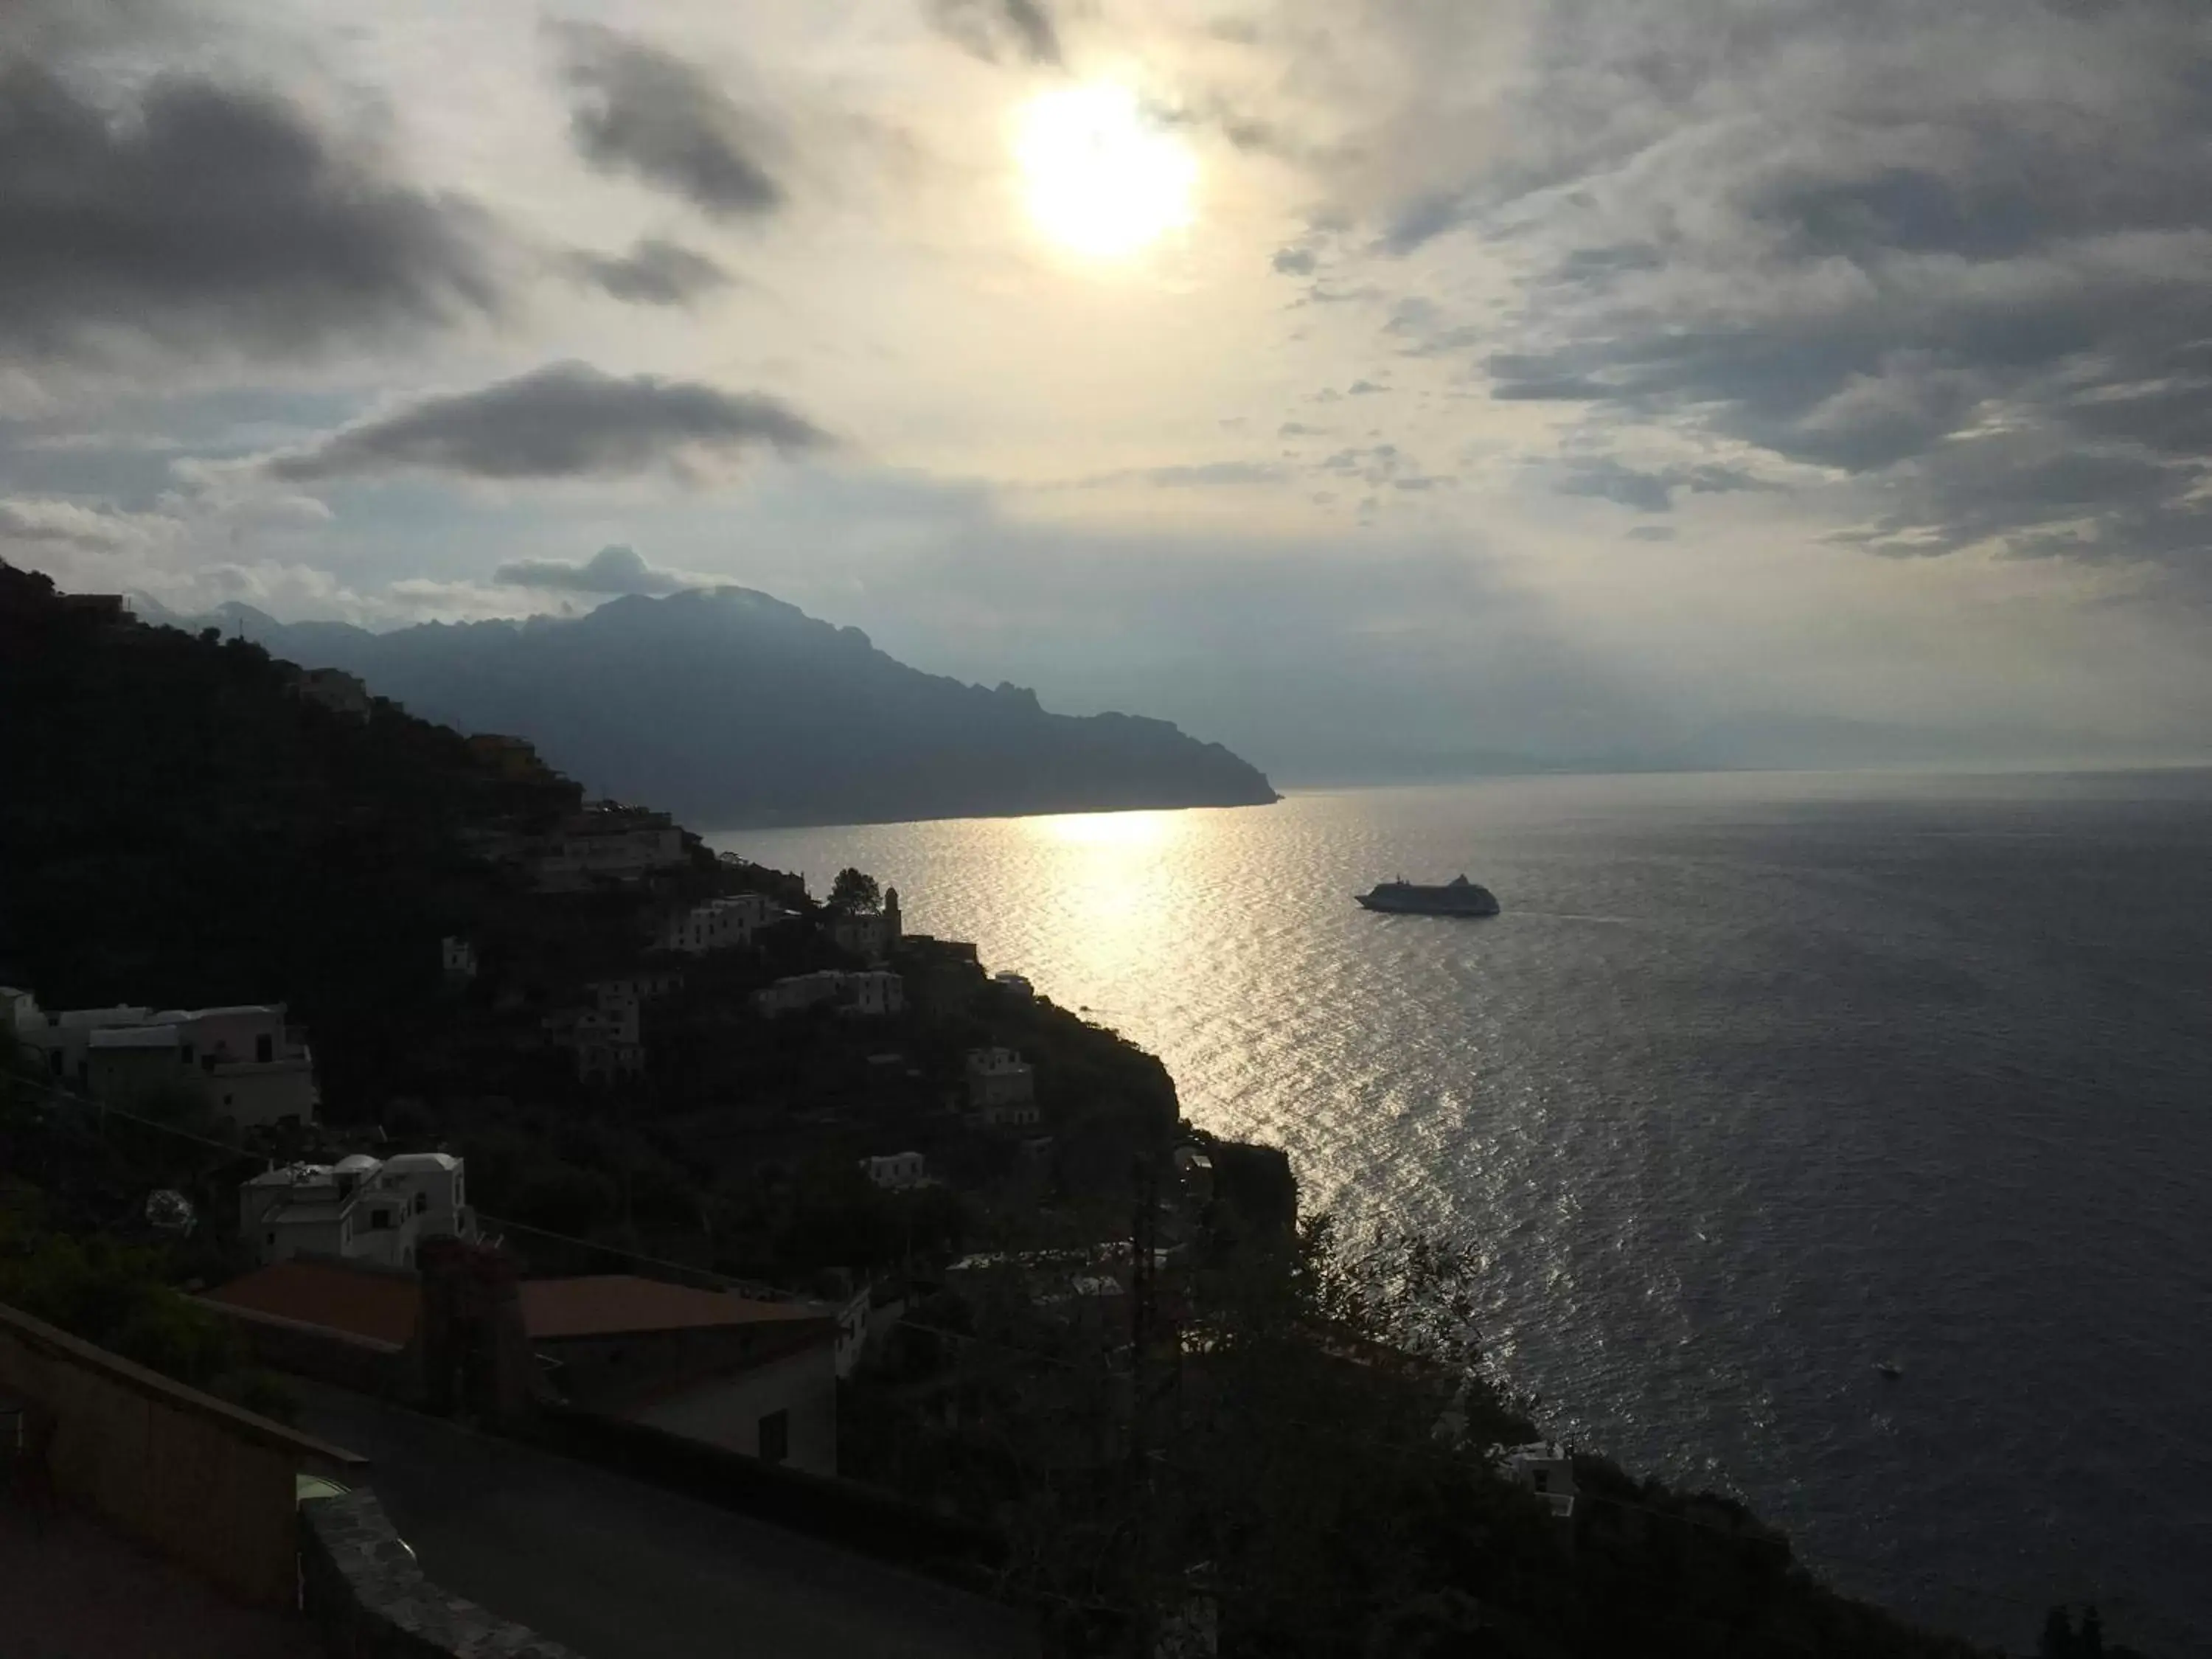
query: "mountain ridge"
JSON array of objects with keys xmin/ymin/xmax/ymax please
[{"xmin": 187, "ymin": 585, "xmax": 1280, "ymax": 828}]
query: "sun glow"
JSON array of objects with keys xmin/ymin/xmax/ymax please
[{"xmin": 1014, "ymin": 83, "xmax": 1197, "ymax": 259}]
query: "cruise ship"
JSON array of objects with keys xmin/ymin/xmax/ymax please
[{"xmin": 1355, "ymin": 874, "xmax": 1500, "ymax": 917}]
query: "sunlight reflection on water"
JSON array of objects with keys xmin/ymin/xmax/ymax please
[{"xmin": 717, "ymin": 772, "xmax": 2212, "ymax": 1653}]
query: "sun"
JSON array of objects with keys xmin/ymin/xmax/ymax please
[{"xmin": 1014, "ymin": 83, "xmax": 1197, "ymax": 260}]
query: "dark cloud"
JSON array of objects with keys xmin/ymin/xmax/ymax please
[
  {"xmin": 1347, "ymin": 379, "xmax": 1388, "ymax": 395},
  {"xmin": 493, "ymin": 543, "xmax": 692, "ymax": 595},
  {"xmin": 1363, "ymin": 0, "xmax": 2212, "ymax": 579},
  {"xmin": 1557, "ymin": 459, "xmax": 1672, "ymax": 513},
  {"xmin": 1319, "ymin": 444, "xmax": 1419, "ymax": 487},
  {"xmin": 1272, "ymin": 246, "xmax": 1318, "ymax": 276},
  {"xmin": 265, "ymin": 361, "xmax": 827, "ymax": 482},
  {"xmin": 1556, "ymin": 457, "xmax": 1773, "ymax": 514},
  {"xmin": 564, "ymin": 238, "xmax": 734, "ymax": 307},
  {"xmin": 925, "ymin": 0, "xmax": 1062, "ymax": 67},
  {"xmin": 557, "ymin": 25, "xmax": 782, "ymax": 218},
  {"xmin": 0, "ymin": 59, "xmax": 495, "ymax": 359}
]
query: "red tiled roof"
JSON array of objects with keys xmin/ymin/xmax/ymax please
[
  {"xmin": 518, "ymin": 1275, "xmax": 830, "ymax": 1341},
  {"xmin": 202, "ymin": 1259, "xmax": 422, "ymax": 1349}
]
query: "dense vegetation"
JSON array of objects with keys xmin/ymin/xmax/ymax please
[{"xmin": 0, "ymin": 560, "xmax": 578, "ymax": 1115}]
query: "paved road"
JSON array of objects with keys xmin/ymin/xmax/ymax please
[{"xmin": 292, "ymin": 1382, "xmax": 1036, "ymax": 1659}]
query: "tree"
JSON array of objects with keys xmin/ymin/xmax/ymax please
[
  {"xmin": 2039, "ymin": 1607, "xmax": 2076, "ymax": 1659},
  {"xmin": 828, "ymin": 866, "xmax": 882, "ymax": 915}
]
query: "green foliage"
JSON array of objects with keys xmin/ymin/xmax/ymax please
[
  {"xmin": 828, "ymin": 866, "xmax": 883, "ymax": 915},
  {"xmin": 0, "ymin": 1189, "xmax": 234, "ymax": 1389}
]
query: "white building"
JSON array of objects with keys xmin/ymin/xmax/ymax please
[
  {"xmin": 753, "ymin": 970, "xmax": 848, "ymax": 1018},
  {"xmin": 291, "ymin": 667, "xmax": 372, "ymax": 719},
  {"xmin": 659, "ymin": 894, "xmax": 779, "ymax": 955},
  {"xmin": 1, "ymin": 986, "xmax": 40, "ymax": 1037},
  {"xmin": 543, "ymin": 1003, "xmax": 647, "ymax": 1085},
  {"xmin": 519, "ymin": 1277, "xmax": 840, "ymax": 1475},
  {"xmin": 237, "ymin": 1152, "xmax": 474, "ymax": 1269},
  {"xmin": 860, "ymin": 1152, "xmax": 928, "ymax": 1190},
  {"xmin": 381, "ymin": 1152, "xmax": 471, "ymax": 1241},
  {"xmin": 964, "ymin": 1047, "xmax": 1035, "ymax": 1114},
  {"xmin": 1500, "ymin": 1441, "xmax": 1578, "ymax": 1519},
  {"xmin": 753, "ymin": 970, "xmax": 905, "ymax": 1019},
  {"xmin": 13, "ymin": 995, "xmax": 318, "ymax": 1127},
  {"xmin": 845, "ymin": 970, "xmax": 905, "ymax": 1017},
  {"xmin": 829, "ymin": 888, "xmax": 902, "ymax": 966},
  {"xmin": 590, "ymin": 970, "xmax": 684, "ymax": 1012},
  {"xmin": 532, "ymin": 804, "xmax": 689, "ymax": 888},
  {"xmin": 576, "ymin": 1039, "xmax": 646, "ymax": 1086},
  {"xmin": 1173, "ymin": 1145, "xmax": 1217, "ymax": 1206}
]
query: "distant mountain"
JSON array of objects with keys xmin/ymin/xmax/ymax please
[{"xmin": 195, "ymin": 588, "xmax": 1280, "ymax": 827}]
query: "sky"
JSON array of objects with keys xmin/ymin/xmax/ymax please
[{"xmin": 4, "ymin": 0, "xmax": 2211, "ymax": 779}]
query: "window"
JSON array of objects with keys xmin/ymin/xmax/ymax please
[
  {"xmin": 414, "ymin": 1192, "xmax": 428, "ymax": 1214},
  {"xmin": 180, "ymin": 1042, "xmax": 194, "ymax": 1065},
  {"xmin": 369, "ymin": 1210, "xmax": 392, "ymax": 1231},
  {"xmin": 1533, "ymin": 1470, "xmax": 1549, "ymax": 1493},
  {"xmin": 255, "ymin": 1033, "xmax": 274, "ymax": 1063},
  {"xmin": 757, "ymin": 1409, "xmax": 789, "ymax": 1466},
  {"xmin": 265, "ymin": 1231, "xmax": 276, "ymax": 1245}
]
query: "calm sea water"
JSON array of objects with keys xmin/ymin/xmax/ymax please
[{"xmin": 713, "ymin": 771, "xmax": 2212, "ymax": 1653}]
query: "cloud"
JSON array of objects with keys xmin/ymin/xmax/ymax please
[
  {"xmin": 1351, "ymin": 0, "xmax": 2212, "ymax": 581},
  {"xmin": 264, "ymin": 362, "xmax": 829, "ymax": 483},
  {"xmin": 1554, "ymin": 458, "xmax": 1773, "ymax": 514},
  {"xmin": 493, "ymin": 543, "xmax": 698, "ymax": 595},
  {"xmin": 1051, "ymin": 460, "xmax": 1287, "ymax": 491},
  {"xmin": 925, "ymin": 0, "xmax": 1062, "ymax": 67},
  {"xmin": 0, "ymin": 59, "xmax": 496, "ymax": 360},
  {"xmin": 557, "ymin": 25, "xmax": 782, "ymax": 218},
  {"xmin": 1346, "ymin": 379, "xmax": 1388, "ymax": 395},
  {"xmin": 0, "ymin": 495, "xmax": 166, "ymax": 552},
  {"xmin": 563, "ymin": 237, "xmax": 734, "ymax": 306},
  {"xmin": 1271, "ymin": 246, "xmax": 1318, "ymax": 276},
  {"xmin": 1133, "ymin": 462, "xmax": 1283, "ymax": 489}
]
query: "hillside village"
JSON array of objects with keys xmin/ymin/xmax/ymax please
[
  {"xmin": 0, "ymin": 562, "xmax": 2017, "ymax": 1659},
  {"xmin": 0, "ymin": 667, "xmax": 1248, "ymax": 1492}
]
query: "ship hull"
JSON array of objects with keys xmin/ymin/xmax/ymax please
[{"xmin": 1356, "ymin": 889, "xmax": 1500, "ymax": 917}]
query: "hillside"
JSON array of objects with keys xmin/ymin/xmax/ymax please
[
  {"xmin": 193, "ymin": 587, "xmax": 1281, "ymax": 827},
  {"xmin": 0, "ymin": 562, "xmax": 585, "ymax": 1109},
  {"xmin": 0, "ymin": 559, "xmax": 2053, "ymax": 1656}
]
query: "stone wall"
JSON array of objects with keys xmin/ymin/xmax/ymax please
[
  {"xmin": 0, "ymin": 1299, "xmax": 364, "ymax": 1607},
  {"xmin": 299, "ymin": 1488, "xmax": 582, "ymax": 1658}
]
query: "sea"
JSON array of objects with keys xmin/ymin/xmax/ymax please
[{"xmin": 710, "ymin": 771, "xmax": 2212, "ymax": 1655}]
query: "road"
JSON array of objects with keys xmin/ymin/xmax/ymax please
[{"xmin": 291, "ymin": 1382, "xmax": 1037, "ymax": 1659}]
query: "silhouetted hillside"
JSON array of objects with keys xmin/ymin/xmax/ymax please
[
  {"xmin": 198, "ymin": 588, "xmax": 1281, "ymax": 827},
  {"xmin": 0, "ymin": 561, "xmax": 583, "ymax": 1110}
]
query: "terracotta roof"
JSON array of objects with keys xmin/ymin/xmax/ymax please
[
  {"xmin": 518, "ymin": 1275, "xmax": 829, "ymax": 1341},
  {"xmin": 202, "ymin": 1259, "xmax": 422, "ymax": 1349}
]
